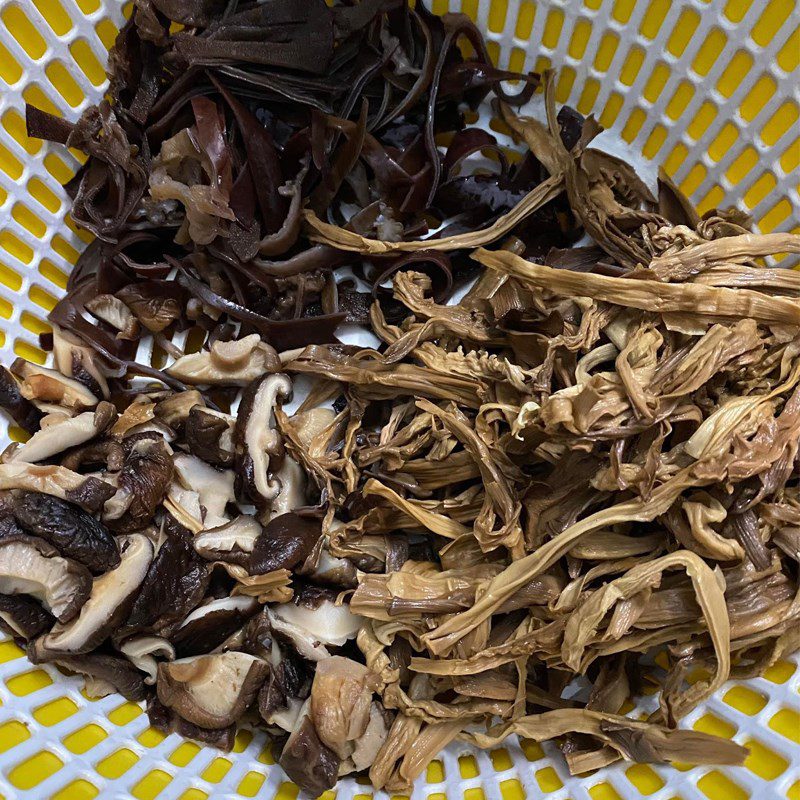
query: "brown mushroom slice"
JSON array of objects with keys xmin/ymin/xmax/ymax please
[
  {"xmin": 12, "ymin": 490, "xmax": 120, "ymax": 573},
  {"xmin": 267, "ymin": 591, "xmax": 362, "ymax": 662},
  {"xmin": 164, "ymin": 484, "xmax": 204, "ymax": 533},
  {"xmin": 52, "ymin": 325, "xmax": 109, "ymax": 399},
  {"xmin": 171, "ymin": 596, "xmax": 259, "ymax": 657},
  {"xmin": 269, "ymin": 457, "xmax": 307, "ymax": 517},
  {"xmin": 118, "ymin": 635, "xmax": 175, "ymax": 685},
  {"xmin": 0, "ymin": 536, "xmax": 91, "ymax": 623},
  {"xmin": 31, "ymin": 534, "xmax": 153, "ymax": 656},
  {"xmin": 11, "ymin": 359, "xmax": 99, "ymax": 411},
  {"xmin": 185, "ymin": 406, "xmax": 235, "ymax": 467},
  {"xmin": 166, "ymin": 334, "xmax": 280, "ymax": 386},
  {"xmin": 147, "ymin": 695, "xmax": 237, "ymax": 751},
  {"xmin": 250, "ymin": 513, "xmax": 322, "ymax": 575},
  {"xmin": 7, "ymin": 403, "xmax": 117, "ymax": 464},
  {"xmin": 299, "ymin": 538, "xmax": 358, "ymax": 589},
  {"xmin": 173, "ymin": 454, "xmax": 235, "ymax": 530},
  {"xmin": 194, "ymin": 515, "xmax": 262, "ymax": 565},
  {"xmin": 61, "ymin": 439, "xmax": 125, "ymax": 473},
  {"xmin": 0, "ymin": 367, "xmax": 42, "ymax": 433},
  {"xmin": 235, "ymin": 373, "xmax": 292, "ymax": 506},
  {"xmin": 157, "ymin": 651, "xmax": 268, "ymax": 729},
  {"xmin": 279, "ymin": 699, "xmax": 340, "ymax": 797},
  {"xmin": 0, "ymin": 464, "xmax": 115, "ymax": 512},
  {"xmin": 0, "ymin": 593, "xmax": 55, "ymax": 638},
  {"xmin": 45, "ymin": 652, "xmax": 147, "ymax": 701},
  {"xmin": 85, "ymin": 294, "xmax": 141, "ymax": 340},
  {"xmin": 154, "ymin": 390, "xmax": 205, "ymax": 431}
]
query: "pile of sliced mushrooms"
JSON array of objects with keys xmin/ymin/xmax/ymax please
[{"xmin": 3, "ymin": 0, "xmax": 800, "ymax": 795}]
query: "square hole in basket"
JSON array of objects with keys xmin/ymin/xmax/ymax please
[
  {"xmin": 762, "ymin": 660, "xmax": 796, "ymax": 684},
  {"xmin": 697, "ymin": 771, "xmax": 747, "ymax": 800},
  {"xmin": 63, "ymin": 723, "xmax": 108, "ymax": 754},
  {"xmin": 459, "ymin": 754, "xmax": 478, "ymax": 778},
  {"xmin": 0, "ymin": 719, "xmax": 31, "ymax": 754},
  {"xmin": 426, "ymin": 759, "xmax": 445, "ymax": 783},
  {"xmin": 238, "ymin": 771, "xmax": 266, "ymax": 797},
  {"xmin": 52, "ymin": 778, "xmax": 100, "ymax": 800},
  {"xmin": 589, "ymin": 783, "xmax": 623, "ymax": 800},
  {"xmin": 693, "ymin": 713, "xmax": 737, "ymax": 739},
  {"xmin": 465, "ymin": 789, "xmax": 486, "ymax": 800},
  {"xmin": 8, "ymin": 750, "xmax": 64, "ymax": 790},
  {"xmin": 6, "ymin": 668, "xmax": 53, "ymax": 696},
  {"xmin": 202, "ymin": 757, "xmax": 233, "ymax": 783},
  {"xmin": 770, "ymin": 708, "xmax": 800, "ymax": 743},
  {"xmin": 500, "ymin": 778, "xmax": 524, "ymax": 800},
  {"xmin": 536, "ymin": 766, "xmax": 563, "ymax": 791},
  {"xmin": 96, "ymin": 747, "xmax": 139, "ymax": 779},
  {"xmin": 723, "ymin": 685, "xmax": 768, "ymax": 715},
  {"xmin": 490, "ymin": 748, "xmax": 513, "ymax": 771},
  {"xmin": 626, "ymin": 764, "xmax": 664, "ymax": 795},
  {"xmin": 107, "ymin": 700, "xmax": 144, "ymax": 726},
  {"xmin": 744, "ymin": 739, "xmax": 789, "ymax": 780},
  {"xmin": 132, "ymin": 769, "xmax": 173, "ymax": 800}
]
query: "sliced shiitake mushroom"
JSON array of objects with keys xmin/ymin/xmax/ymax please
[
  {"xmin": 11, "ymin": 359, "xmax": 98, "ymax": 411},
  {"xmin": 279, "ymin": 699, "xmax": 340, "ymax": 797},
  {"xmin": 157, "ymin": 651, "xmax": 268, "ymax": 729},
  {"xmin": 166, "ymin": 335, "xmax": 280, "ymax": 386},
  {"xmin": 193, "ymin": 515, "xmax": 262, "ymax": 566},
  {"xmin": 0, "ymin": 366, "xmax": 41, "ymax": 433},
  {"xmin": 118, "ymin": 635, "xmax": 175, "ymax": 685},
  {"xmin": 31, "ymin": 534, "xmax": 153, "ymax": 657},
  {"xmin": 185, "ymin": 406, "xmax": 235, "ymax": 467},
  {"xmin": 171, "ymin": 596, "xmax": 259, "ymax": 657},
  {"xmin": 0, "ymin": 592, "xmax": 55, "ymax": 638},
  {"xmin": 268, "ymin": 586, "xmax": 361, "ymax": 662},
  {"xmin": 235, "ymin": 373, "xmax": 292, "ymax": 507},
  {"xmin": 12, "ymin": 491, "xmax": 120, "ymax": 573},
  {"xmin": 5, "ymin": 403, "xmax": 116, "ymax": 464}
]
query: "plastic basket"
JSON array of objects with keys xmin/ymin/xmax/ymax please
[{"xmin": 0, "ymin": 0, "xmax": 798, "ymax": 798}]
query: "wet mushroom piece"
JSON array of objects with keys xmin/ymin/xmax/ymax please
[
  {"xmin": 156, "ymin": 651, "xmax": 268, "ymax": 729},
  {"xmin": 11, "ymin": 491, "xmax": 120, "ymax": 573},
  {"xmin": 0, "ymin": 534, "xmax": 91, "ymax": 623},
  {"xmin": 184, "ymin": 406, "xmax": 235, "ymax": 467},
  {"xmin": 279, "ymin": 699, "xmax": 340, "ymax": 797},
  {"xmin": 0, "ymin": 593, "xmax": 55, "ymax": 639},
  {"xmin": 193, "ymin": 515, "xmax": 262, "ymax": 566},
  {"xmin": 234, "ymin": 373, "xmax": 292, "ymax": 509},
  {"xmin": 267, "ymin": 586, "xmax": 362, "ymax": 662},
  {"xmin": 4, "ymin": 402, "xmax": 116, "ymax": 464},
  {"xmin": 30, "ymin": 534, "xmax": 153, "ymax": 658},
  {"xmin": 170, "ymin": 596, "xmax": 260, "ymax": 657}
]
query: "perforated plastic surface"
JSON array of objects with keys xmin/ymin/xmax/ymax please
[{"xmin": 0, "ymin": 1, "xmax": 797, "ymax": 798}]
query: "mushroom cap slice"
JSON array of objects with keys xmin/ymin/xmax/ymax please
[
  {"xmin": 13, "ymin": 491, "xmax": 120, "ymax": 573},
  {"xmin": 250, "ymin": 512, "xmax": 322, "ymax": 575},
  {"xmin": 85, "ymin": 294, "xmax": 140, "ymax": 340},
  {"xmin": 171, "ymin": 596, "xmax": 259, "ymax": 657},
  {"xmin": 193, "ymin": 515, "xmax": 262, "ymax": 566},
  {"xmin": 43, "ymin": 652, "xmax": 147, "ymax": 701},
  {"xmin": 166, "ymin": 335, "xmax": 280, "ymax": 386},
  {"xmin": 0, "ymin": 592, "xmax": 55, "ymax": 638},
  {"xmin": 0, "ymin": 366, "xmax": 41, "ymax": 432},
  {"xmin": 268, "ymin": 457, "xmax": 307, "ymax": 518},
  {"xmin": 6, "ymin": 403, "xmax": 116, "ymax": 463},
  {"xmin": 235, "ymin": 373, "xmax": 292, "ymax": 506},
  {"xmin": 0, "ymin": 535, "xmax": 91, "ymax": 622},
  {"xmin": 173, "ymin": 454, "xmax": 235, "ymax": 530},
  {"xmin": 118, "ymin": 635, "xmax": 175, "ymax": 685},
  {"xmin": 32, "ymin": 533, "xmax": 153, "ymax": 656},
  {"xmin": 279, "ymin": 699, "xmax": 340, "ymax": 797},
  {"xmin": 157, "ymin": 651, "xmax": 268, "ymax": 729},
  {"xmin": 154, "ymin": 390, "xmax": 205, "ymax": 430},
  {"xmin": 185, "ymin": 406, "xmax": 235, "ymax": 467},
  {"xmin": 310, "ymin": 656, "xmax": 380, "ymax": 760},
  {"xmin": 11, "ymin": 359, "xmax": 99, "ymax": 410},
  {"xmin": 268, "ymin": 591, "xmax": 362, "ymax": 662},
  {"xmin": 0, "ymin": 464, "xmax": 115, "ymax": 512}
]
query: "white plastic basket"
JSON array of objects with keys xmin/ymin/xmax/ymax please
[{"xmin": 0, "ymin": 1, "xmax": 797, "ymax": 799}]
